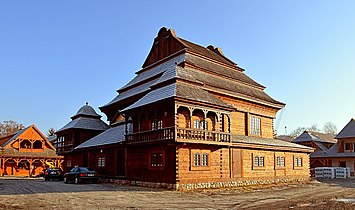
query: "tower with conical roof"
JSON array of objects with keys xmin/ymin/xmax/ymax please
[{"xmin": 56, "ymin": 103, "xmax": 109, "ymax": 171}]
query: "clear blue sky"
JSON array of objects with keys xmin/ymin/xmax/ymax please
[{"xmin": 1, "ymin": 1, "xmax": 354, "ymax": 135}]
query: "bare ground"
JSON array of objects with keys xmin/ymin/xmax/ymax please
[{"xmin": 0, "ymin": 177, "xmax": 355, "ymax": 209}]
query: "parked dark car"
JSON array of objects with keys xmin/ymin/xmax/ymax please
[
  {"xmin": 64, "ymin": 167, "xmax": 99, "ymax": 184},
  {"xmin": 44, "ymin": 168, "xmax": 64, "ymax": 181}
]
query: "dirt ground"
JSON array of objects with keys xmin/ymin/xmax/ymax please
[{"xmin": 0, "ymin": 177, "xmax": 355, "ymax": 210}]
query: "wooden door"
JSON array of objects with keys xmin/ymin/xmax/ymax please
[{"xmin": 232, "ymin": 149, "xmax": 242, "ymax": 178}]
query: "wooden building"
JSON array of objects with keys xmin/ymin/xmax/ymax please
[
  {"xmin": 55, "ymin": 103, "xmax": 109, "ymax": 172},
  {"xmin": 0, "ymin": 124, "xmax": 62, "ymax": 176},
  {"xmin": 72, "ymin": 27, "xmax": 313, "ymax": 190},
  {"xmin": 292, "ymin": 131, "xmax": 336, "ymax": 169},
  {"xmin": 311, "ymin": 119, "xmax": 355, "ymax": 175}
]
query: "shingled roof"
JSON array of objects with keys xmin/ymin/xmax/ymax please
[
  {"xmin": 57, "ymin": 103, "xmax": 109, "ymax": 133},
  {"xmin": 292, "ymin": 131, "xmax": 336, "ymax": 144},
  {"xmin": 335, "ymin": 119, "xmax": 355, "ymax": 139},
  {"xmin": 75, "ymin": 124, "xmax": 125, "ymax": 150},
  {"xmin": 312, "ymin": 141, "xmax": 355, "ymax": 158},
  {"xmin": 122, "ymin": 83, "xmax": 234, "ymax": 112},
  {"xmin": 101, "ymin": 27, "xmax": 285, "ymax": 116},
  {"xmin": 232, "ymin": 134, "xmax": 314, "ymax": 152}
]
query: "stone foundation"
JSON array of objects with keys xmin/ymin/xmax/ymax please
[
  {"xmin": 176, "ymin": 177, "xmax": 310, "ymax": 191},
  {"xmin": 101, "ymin": 177, "xmax": 310, "ymax": 191}
]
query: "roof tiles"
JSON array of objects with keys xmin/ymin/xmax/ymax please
[{"xmin": 75, "ymin": 125, "xmax": 125, "ymax": 149}]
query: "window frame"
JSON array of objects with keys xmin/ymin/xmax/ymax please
[
  {"xmin": 276, "ymin": 156, "xmax": 285, "ymax": 168},
  {"xmin": 252, "ymin": 154, "xmax": 265, "ymax": 170},
  {"xmin": 66, "ymin": 158, "xmax": 72, "ymax": 168},
  {"xmin": 344, "ymin": 142, "xmax": 352, "ymax": 152},
  {"xmin": 190, "ymin": 150, "xmax": 210, "ymax": 171},
  {"xmin": 148, "ymin": 150, "xmax": 165, "ymax": 170},
  {"xmin": 250, "ymin": 115, "xmax": 261, "ymax": 136},
  {"xmin": 294, "ymin": 156, "xmax": 303, "ymax": 168},
  {"xmin": 97, "ymin": 156, "xmax": 105, "ymax": 167}
]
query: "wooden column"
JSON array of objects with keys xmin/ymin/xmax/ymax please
[
  {"xmin": 175, "ymin": 104, "xmax": 179, "ymax": 140},
  {"xmin": 188, "ymin": 107, "xmax": 193, "ymax": 129},
  {"xmin": 0, "ymin": 158, "xmax": 3, "ymax": 176},
  {"xmin": 203, "ymin": 110, "xmax": 207, "ymax": 141},
  {"xmin": 28, "ymin": 159, "xmax": 34, "ymax": 177}
]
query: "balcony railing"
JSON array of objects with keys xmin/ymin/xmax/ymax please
[
  {"xmin": 126, "ymin": 127, "xmax": 175, "ymax": 144},
  {"xmin": 176, "ymin": 127, "xmax": 230, "ymax": 143},
  {"xmin": 126, "ymin": 126, "xmax": 230, "ymax": 144}
]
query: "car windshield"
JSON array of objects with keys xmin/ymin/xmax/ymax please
[{"xmin": 78, "ymin": 167, "xmax": 91, "ymax": 172}]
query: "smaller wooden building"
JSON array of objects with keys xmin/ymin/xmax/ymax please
[
  {"xmin": 0, "ymin": 125, "xmax": 63, "ymax": 176},
  {"xmin": 292, "ymin": 131, "xmax": 336, "ymax": 169},
  {"xmin": 312, "ymin": 119, "xmax": 355, "ymax": 175},
  {"xmin": 55, "ymin": 103, "xmax": 109, "ymax": 172}
]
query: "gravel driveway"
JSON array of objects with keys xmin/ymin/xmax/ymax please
[{"xmin": 1, "ymin": 177, "xmax": 355, "ymax": 209}]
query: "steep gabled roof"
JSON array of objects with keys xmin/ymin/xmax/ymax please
[
  {"xmin": 0, "ymin": 124, "xmax": 58, "ymax": 154},
  {"xmin": 142, "ymin": 27, "xmax": 237, "ymax": 69},
  {"xmin": 312, "ymin": 141, "xmax": 355, "ymax": 158},
  {"xmin": 101, "ymin": 27, "xmax": 285, "ymax": 117},
  {"xmin": 336, "ymin": 119, "xmax": 355, "ymax": 139},
  {"xmin": 1, "ymin": 124, "xmax": 54, "ymax": 149},
  {"xmin": 177, "ymin": 37, "xmax": 236, "ymax": 67},
  {"xmin": 292, "ymin": 131, "xmax": 336, "ymax": 144}
]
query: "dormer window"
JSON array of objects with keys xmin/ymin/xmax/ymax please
[
  {"xmin": 33, "ymin": 140, "xmax": 43, "ymax": 149},
  {"xmin": 344, "ymin": 142, "xmax": 352, "ymax": 152},
  {"xmin": 20, "ymin": 140, "xmax": 31, "ymax": 149}
]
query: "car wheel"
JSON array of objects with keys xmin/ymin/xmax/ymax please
[
  {"xmin": 74, "ymin": 177, "xmax": 79, "ymax": 184},
  {"xmin": 64, "ymin": 177, "xmax": 68, "ymax": 184}
]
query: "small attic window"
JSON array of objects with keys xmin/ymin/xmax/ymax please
[{"xmin": 33, "ymin": 140, "xmax": 43, "ymax": 149}]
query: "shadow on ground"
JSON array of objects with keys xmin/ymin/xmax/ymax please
[{"xmin": 0, "ymin": 177, "xmax": 165, "ymax": 195}]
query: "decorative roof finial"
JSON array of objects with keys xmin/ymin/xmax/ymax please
[{"xmin": 86, "ymin": 102, "xmax": 88, "ymax": 106}]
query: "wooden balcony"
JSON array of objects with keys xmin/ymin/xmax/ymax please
[
  {"xmin": 126, "ymin": 127, "xmax": 230, "ymax": 144},
  {"xmin": 126, "ymin": 127, "xmax": 175, "ymax": 144},
  {"xmin": 56, "ymin": 144, "xmax": 75, "ymax": 154},
  {"xmin": 176, "ymin": 128, "xmax": 230, "ymax": 143}
]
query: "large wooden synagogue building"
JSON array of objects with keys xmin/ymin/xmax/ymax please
[{"xmin": 63, "ymin": 27, "xmax": 313, "ymax": 190}]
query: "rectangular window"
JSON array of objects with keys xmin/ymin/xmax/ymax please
[
  {"xmin": 98, "ymin": 157, "xmax": 105, "ymax": 167},
  {"xmin": 345, "ymin": 143, "xmax": 351, "ymax": 151},
  {"xmin": 250, "ymin": 116, "xmax": 261, "ymax": 136},
  {"xmin": 194, "ymin": 120, "xmax": 200, "ymax": 129},
  {"xmin": 276, "ymin": 156, "xmax": 285, "ymax": 167},
  {"xmin": 66, "ymin": 159, "xmax": 72, "ymax": 167},
  {"xmin": 191, "ymin": 151, "xmax": 210, "ymax": 169},
  {"xmin": 157, "ymin": 120, "xmax": 163, "ymax": 129},
  {"xmin": 194, "ymin": 153, "xmax": 201, "ymax": 166},
  {"xmin": 151, "ymin": 121, "xmax": 156, "ymax": 130},
  {"xmin": 202, "ymin": 154, "xmax": 208, "ymax": 166},
  {"xmin": 151, "ymin": 153, "xmax": 163, "ymax": 167},
  {"xmin": 294, "ymin": 157, "xmax": 303, "ymax": 167},
  {"xmin": 254, "ymin": 156, "xmax": 265, "ymax": 167}
]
